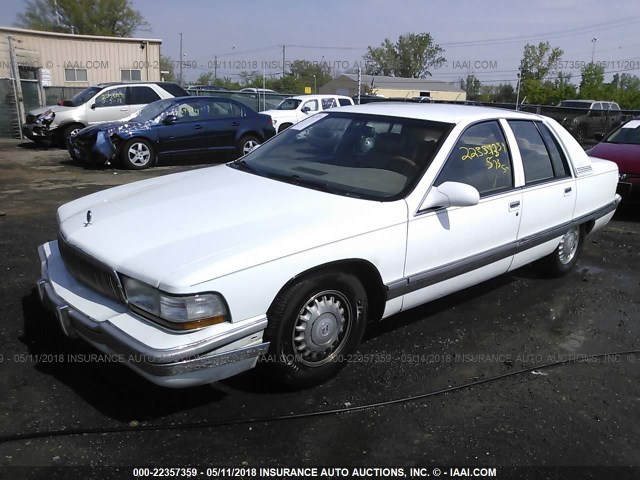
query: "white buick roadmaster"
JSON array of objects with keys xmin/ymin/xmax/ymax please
[{"xmin": 37, "ymin": 104, "xmax": 621, "ymax": 389}]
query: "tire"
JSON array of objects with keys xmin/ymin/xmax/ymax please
[
  {"xmin": 62, "ymin": 124, "xmax": 83, "ymax": 151},
  {"xmin": 536, "ymin": 225, "xmax": 584, "ymax": 277},
  {"xmin": 237, "ymin": 135, "xmax": 261, "ymax": 157},
  {"xmin": 264, "ymin": 271, "xmax": 368, "ymax": 389},
  {"xmin": 278, "ymin": 123, "xmax": 292, "ymax": 134},
  {"xmin": 120, "ymin": 138, "xmax": 155, "ymax": 169}
]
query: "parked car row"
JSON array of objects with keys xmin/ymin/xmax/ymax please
[
  {"xmin": 68, "ymin": 96, "xmax": 275, "ymax": 169},
  {"xmin": 36, "ymin": 103, "xmax": 621, "ymax": 389}
]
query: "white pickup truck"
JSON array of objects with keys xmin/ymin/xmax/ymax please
[{"xmin": 264, "ymin": 94, "xmax": 354, "ymax": 133}]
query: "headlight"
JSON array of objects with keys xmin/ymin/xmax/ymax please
[
  {"xmin": 38, "ymin": 110, "xmax": 55, "ymax": 125},
  {"xmin": 122, "ymin": 277, "xmax": 229, "ymax": 330}
]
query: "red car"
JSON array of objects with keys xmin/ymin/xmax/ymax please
[{"xmin": 587, "ymin": 118, "xmax": 640, "ymax": 199}]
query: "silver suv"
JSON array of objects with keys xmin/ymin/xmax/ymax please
[{"xmin": 23, "ymin": 82, "xmax": 189, "ymax": 147}]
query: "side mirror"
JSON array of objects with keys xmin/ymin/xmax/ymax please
[
  {"xmin": 90, "ymin": 104, "xmax": 96, "ymax": 110},
  {"xmin": 301, "ymin": 106, "xmax": 310, "ymax": 113},
  {"xmin": 162, "ymin": 114, "xmax": 178, "ymax": 125},
  {"xmin": 420, "ymin": 182, "xmax": 480, "ymax": 210}
]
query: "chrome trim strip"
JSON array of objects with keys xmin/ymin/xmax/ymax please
[{"xmin": 387, "ymin": 197, "xmax": 621, "ymax": 299}]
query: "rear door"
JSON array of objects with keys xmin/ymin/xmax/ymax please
[
  {"xmin": 127, "ymin": 86, "xmax": 161, "ymax": 117},
  {"xmin": 507, "ymin": 120, "xmax": 576, "ymax": 270},
  {"xmin": 206, "ymin": 99, "xmax": 245, "ymax": 152}
]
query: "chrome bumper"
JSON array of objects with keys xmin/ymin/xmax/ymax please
[{"xmin": 36, "ymin": 243, "xmax": 270, "ymax": 387}]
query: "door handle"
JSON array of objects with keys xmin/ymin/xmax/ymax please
[
  {"xmin": 120, "ymin": 108, "xmax": 128, "ymax": 111},
  {"xmin": 509, "ymin": 201, "xmax": 520, "ymax": 209},
  {"xmin": 565, "ymin": 187, "xmax": 572, "ymax": 194},
  {"xmin": 231, "ymin": 122, "xmax": 240, "ymax": 127},
  {"xmin": 194, "ymin": 124, "xmax": 203, "ymax": 130}
]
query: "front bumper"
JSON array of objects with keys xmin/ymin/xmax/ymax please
[
  {"xmin": 22, "ymin": 122, "xmax": 56, "ymax": 142},
  {"xmin": 68, "ymin": 131, "xmax": 117, "ymax": 166},
  {"xmin": 36, "ymin": 241, "xmax": 270, "ymax": 388}
]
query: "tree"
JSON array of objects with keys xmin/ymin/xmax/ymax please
[
  {"xmin": 363, "ymin": 33, "xmax": 445, "ymax": 78},
  {"xmin": 520, "ymin": 41, "xmax": 564, "ymax": 81},
  {"xmin": 16, "ymin": 0, "xmax": 148, "ymax": 37},
  {"xmin": 579, "ymin": 63, "xmax": 605, "ymax": 99},
  {"xmin": 460, "ymin": 74, "xmax": 481, "ymax": 100},
  {"xmin": 289, "ymin": 60, "xmax": 332, "ymax": 92}
]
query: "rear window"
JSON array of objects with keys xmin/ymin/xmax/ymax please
[{"xmin": 158, "ymin": 83, "xmax": 190, "ymax": 97}]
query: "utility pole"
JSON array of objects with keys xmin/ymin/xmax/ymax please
[
  {"xmin": 591, "ymin": 37, "xmax": 598, "ymax": 64},
  {"xmin": 282, "ymin": 45, "xmax": 286, "ymax": 77},
  {"xmin": 214, "ymin": 55, "xmax": 218, "ymax": 82},
  {"xmin": 357, "ymin": 67, "xmax": 361, "ymax": 104},
  {"xmin": 515, "ymin": 63, "xmax": 522, "ymax": 111},
  {"xmin": 179, "ymin": 32, "xmax": 183, "ymax": 86}
]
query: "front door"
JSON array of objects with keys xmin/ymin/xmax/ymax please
[
  {"xmin": 403, "ymin": 120, "xmax": 522, "ymax": 311},
  {"xmin": 86, "ymin": 86, "xmax": 129, "ymax": 124},
  {"xmin": 156, "ymin": 98, "xmax": 211, "ymax": 158}
]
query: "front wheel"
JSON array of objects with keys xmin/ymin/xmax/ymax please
[
  {"xmin": 264, "ymin": 271, "xmax": 368, "ymax": 389},
  {"xmin": 120, "ymin": 138, "xmax": 155, "ymax": 169},
  {"xmin": 536, "ymin": 225, "xmax": 584, "ymax": 277},
  {"xmin": 237, "ymin": 135, "xmax": 261, "ymax": 157}
]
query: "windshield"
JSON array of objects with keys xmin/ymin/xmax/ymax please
[
  {"xmin": 69, "ymin": 86, "xmax": 103, "ymax": 106},
  {"xmin": 129, "ymin": 99, "xmax": 176, "ymax": 123},
  {"xmin": 558, "ymin": 101, "xmax": 591, "ymax": 109},
  {"xmin": 276, "ymin": 99, "xmax": 302, "ymax": 110},
  {"xmin": 229, "ymin": 112, "xmax": 452, "ymax": 201},
  {"xmin": 604, "ymin": 120, "xmax": 640, "ymax": 145}
]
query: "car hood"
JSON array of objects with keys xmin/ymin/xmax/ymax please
[
  {"xmin": 76, "ymin": 121, "xmax": 147, "ymax": 137},
  {"xmin": 262, "ymin": 109, "xmax": 297, "ymax": 119},
  {"xmin": 28, "ymin": 105, "xmax": 79, "ymax": 117},
  {"xmin": 58, "ymin": 165, "xmax": 407, "ymax": 291},
  {"xmin": 587, "ymin": 143, "xmax": 640, "ymax": 174}
]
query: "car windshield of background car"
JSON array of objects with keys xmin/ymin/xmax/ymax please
[
  {"xmin": 234, "ymin": 112, "xmax": 452, "ymax": 200},
  {"xmin": 69, "ymin": 86, "xmax": 103, "ymax": 106},
  {"xmin": 276, "ymin": 99, "xmax": 302, "ymax": 110},
  {"xmin": 605, "ymin": 120, "xmax": 640, "ymax": 145}
]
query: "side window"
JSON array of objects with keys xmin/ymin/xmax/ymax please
[
  {"xmin": 321, "ymin": 98, "xmax": 338, "ymax": 110},
  {"xmin": 435, "ymin": 121, "xmax": 513, "ymax": 196},
  {"xmin": 592, "ymin": 102, "xmax": 603, "ymax": 111},
  {"xmin": 129, "ymin": 86, "xmax": 161, "ymax": 105},
  {"xmin": 508, "ymin": 120, "xmax": 555, "ymax": 184},
  {"xmin": 171, "ymin": 100, "xmax": 205, "ymax": 121},
  {"xmin": 536, "ymin": 123, "xmax": 570, "ymax": 178},
  {"xmin": 303, "ymin": 100, "xmax": 318, "ymax": 112},
  {"xmin": 209, "ymin": 100, "xmax": 242, "ymax": 118},
  {"xmin": 338, "ymin": 98, "xmax": 352, "ymax": 106},
  {"xmin": 610, "ymin": 103, "xmax": 621, "ymax": 112},
  {"xmin": 94, "ymin": 87, "xmax": 127, "ymax": 107}
]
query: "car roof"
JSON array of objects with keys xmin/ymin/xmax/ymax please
[
  {"xmin": 289, "ymin": 94, "xmax": 352, "ymax": 100},
  {"xmin": 335, "ymin": 102, "xmax": 544, "ymax": 124}
]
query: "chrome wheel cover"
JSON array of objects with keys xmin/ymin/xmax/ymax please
[
  {"xmin": 127, "ymin": 142, "xmax": 151, "ymax": 166},
  {"xmin": 243, "ymin": 139, "xmax": 259, "ymax": 155},
  {"xmin": 558, "ymin": 226, "xmax": 579, "ymax": 265},
  {"xmin": 292, "ymin": 290, "xmax": 352, "ymax": 367}
]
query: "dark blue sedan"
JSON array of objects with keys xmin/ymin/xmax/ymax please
[{"xmin": 69, "ymin": 96, "xmax": 276, "ymax": 169}]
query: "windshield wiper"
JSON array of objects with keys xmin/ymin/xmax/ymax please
[{"xmin": 229, "ymin": 158, "xmax": 260, "ymax": 174}]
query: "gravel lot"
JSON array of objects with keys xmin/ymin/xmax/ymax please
[{"xmin": 0, "ymin": 139, "xmax": 639, "ymax": 477}]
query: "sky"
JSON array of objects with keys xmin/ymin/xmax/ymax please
[{"xmin": 2, "ymin": 0, "xmax": 639, "ymax": 85}]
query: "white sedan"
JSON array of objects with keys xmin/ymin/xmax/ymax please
[{"xmin": 36, "ymin": 103, "xmax": 621, "ymax": 389}]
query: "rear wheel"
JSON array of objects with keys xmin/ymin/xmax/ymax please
[
  {"xmin": 536, "ymin": 225, "xmax": 584, "ymax": 277},
  {"xmin": 264, "ymin": 271, "xmax": 368, "ymax": 389},
  {"xmin": 120, "ymin": 138, "xmax": 155, "ymax": 169},
  {"xmin": 237, "ymin": 135, "xmax": 261, "ymax": 157}
]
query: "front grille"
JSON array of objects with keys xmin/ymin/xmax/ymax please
[{"xmin": 57, "ymin": 233, "xmax": 125, "ymax": 303}]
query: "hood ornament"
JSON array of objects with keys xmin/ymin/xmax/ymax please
[{"xmin": 84, "ymin": 210, "xmax": 92, "ymax": 227}]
